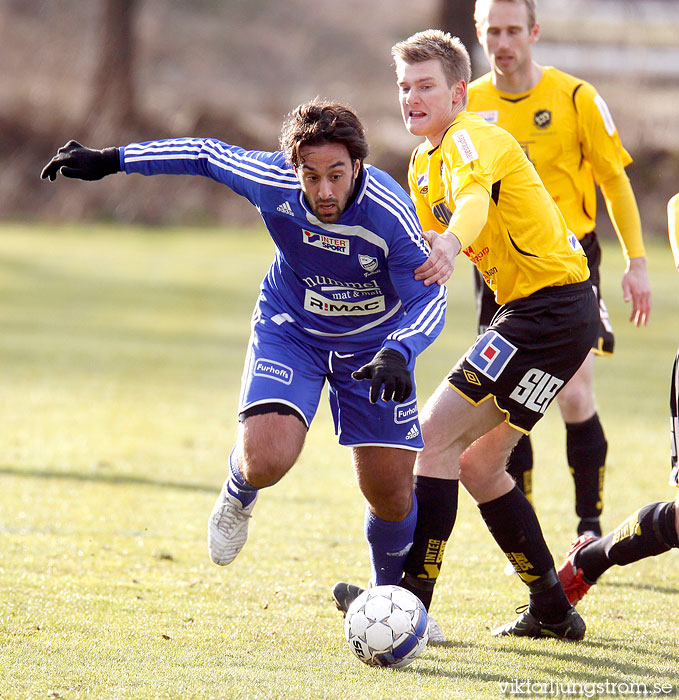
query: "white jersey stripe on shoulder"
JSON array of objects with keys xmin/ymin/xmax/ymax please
[
  {"xmin": 125, "ymin": 139, "xmax": 298, "ymax": 183},
  {"xmin": 366, "ymin": 174, "xmax": 423, "ymax": 235},
  {"xmin": 364, "ymin": 168, "xmax": 422, "ymax": 232},
  {"xmin": 127, "ymin": 149, "xmax": 299, "ymax": 190},
  {"xmin": 129, "ymin": 141, "xmax": 298, "ymax": 183},
  {"xmin": 364, "ymin": 188, "xmax": 429, "ymax": 257},
  {"xmin": 593, "ymin": 94, "xmax": 617, "ymax": 136},
  {"xmin": 209, "ymin": 140, "xmax": 298, "ymax": 179},
  {"xmin": 201, "ymin": 154, "xmax": 299, "ymax": 190},
  {"xmin": 125, "ymin": 143, "xmax": 299, "ymax": 190},
  {"xmin": 125, "ymin": 138, "xmax": 297, "ymax": 179}
]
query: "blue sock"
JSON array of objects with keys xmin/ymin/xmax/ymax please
[
  {"xmin": 225, "ymin": 446, "xmax": 258, "ymax": 506},
  {"xmin": 364, "ymin": 495, "xmax": 418, "ymax": 586}
]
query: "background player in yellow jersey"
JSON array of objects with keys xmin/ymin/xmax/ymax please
[
  {"xmin": 391, "ymin": 28, "xmax": 603, "ymax": 640},
  {"xmin": 469, "ymin": 0, "xmax": 652, "ymax": 540},
  {"xmin": 557, "ymin": 194, "xmax": 679, "ymax": 605},
  {"xmin": 334, "ymin": 29, "xmax": 602, "ymax": 640}
]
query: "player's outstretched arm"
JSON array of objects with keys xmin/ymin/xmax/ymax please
[
  {"xmin": 41, "ymin": 141, "xmax": 120, "ymax": 182},
  {"xmin": 621, "ymin": 256, "xmax": 651, "ymax": 327},
  {"xmin": 598, "ymin": 171, "xmax": 651, "ymax": 326},
  {"xmin": 352, "ymin": 348, "xmax": 412, "ymax": 404}
]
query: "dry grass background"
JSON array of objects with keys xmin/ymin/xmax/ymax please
[{"xmin": 0, "ymin": 0, "xmax": 677, "ymax": 232}]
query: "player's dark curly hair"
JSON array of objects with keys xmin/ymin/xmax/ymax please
[{"xmin": 279, "ymin": 99, "xmax": 369, "ymax": 167}]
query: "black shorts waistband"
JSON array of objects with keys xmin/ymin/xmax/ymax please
[{"xmin": 523, "ymin": 279, "xmax": 593, "ymax": 301}]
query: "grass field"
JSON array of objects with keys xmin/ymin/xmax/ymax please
[{"xmin": 0, "ymin": 223, "xmax": 677, "ymax": 700}]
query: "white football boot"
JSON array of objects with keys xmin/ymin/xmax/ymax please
[
  {"xmin": 207, "ymin": 485, "xmax": 258, "ymax": 565},
  {"xmin": 427, "ymin": 616, "xmax": 447, "ymax": 643}
]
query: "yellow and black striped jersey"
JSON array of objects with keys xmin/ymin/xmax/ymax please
[
  {"xmin": 408, "ymin": 110, "xmax": 589, "ymax": 305},
  {"xmin": 468, "ymin": 67, "xmax": 633, "ymax": 242}
]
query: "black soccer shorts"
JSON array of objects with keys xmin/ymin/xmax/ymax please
[
  {"xmin": 473, "ymin": 231, "xmax": 613, "ymax": 354},
  {"xmin": 449, "ymin": 280, "xmax": 600, "ymax": 433}
]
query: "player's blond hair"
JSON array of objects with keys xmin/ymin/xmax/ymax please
[
  {"xmin": 474, "ymin": 0, "xmax": 537, "ymax": 29},
  {"xmin": 391, "ymin": 29, "xmax": 471, "ymax": 92}
]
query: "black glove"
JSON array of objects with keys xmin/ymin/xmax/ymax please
[
  {"xmin": 352, "ymin": 348, "xmax": 412, "ymax": 404},
  {"xmin": 40, "ymin": 140, "xmax": 120, "ymax": 181}
]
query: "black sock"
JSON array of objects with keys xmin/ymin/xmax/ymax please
[
  {"xmin": 577, "ymin": 501, "xmax": 679, "ymax": 582},
  {"xmin": 478, "ymin": 486, "xmax": 570, "ymax": 622},
  {"xmin": 400, "ymin": 476, "xmax": 458, "ymax": 610},
  {"xmin": 566, "ymin": 414, "xmax": 607, "ymax": 535},
  {"xmin": 505, "ymin": 434, "xmax": 534, "ymax": 504}
]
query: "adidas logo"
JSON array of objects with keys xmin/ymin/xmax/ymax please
[
  {"xmin": 276, "ymin": 201, "xmax": 294, "ymax": 216},
  {"xmin": 405, "ymin": 424, "xmax": 420, "ymax": 440}
]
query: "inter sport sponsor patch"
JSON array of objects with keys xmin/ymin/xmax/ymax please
[
  {"xmin": 304, "ymin": 289, "xmax": 385, "ymax": 316},
  {"xmin": 302, "ymin": 229, "xmax": 349, "ymax": 255},
  {"xmin": 467, "ymin": 331, "xmax": 517, "ymax": 380},
  {"xmin": 253, "ymin": 358, "xmax": 293, "ymax": 385}
]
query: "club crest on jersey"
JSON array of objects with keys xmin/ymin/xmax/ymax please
[
  {"xmin": 302, "ymin": 229, "xmax": 349, "ymax": 255},
  {"xmin": 358, "ymin": 254, "xmax": 378, "ymax": 273},
  {"xmin": 533, "ymin": 110, "xmax": 551, "ymax": 128},
  {"xmin": 432, "ymin": 198, "xmax": 452, "ymax": 227},
  {"xmin": 394, "ymin": 399, "xmax": 418, "ymax": 425},
  {"xmin": 467, "ymin": 331, "xmax": 517, "ymax": 380},
  {"xmin": 253, "ymin": 358, "xmax": 293, "ymax": 385}
]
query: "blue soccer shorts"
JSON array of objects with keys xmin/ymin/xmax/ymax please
[{"xmin": 238, "ymin": 317, "xmax": 424, "ymax": 450}]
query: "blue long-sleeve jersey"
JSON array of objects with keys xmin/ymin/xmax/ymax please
[{"xmin": 121, "ymin": 138, "xmax": 447, "ymax": 363}]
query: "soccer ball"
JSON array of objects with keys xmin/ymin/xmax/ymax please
[{"xmin": 344, "ymin": 585, "xmax": 429, "ymax": 668}]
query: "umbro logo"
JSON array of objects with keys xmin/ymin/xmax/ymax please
[
  {"xmin": 463, "ymin": 368, "xmax": 481, "ymax": 385},
  {"xmin": 405, "ymin": 424, "xmax": 420, "ymax": 440},
  {"xmin": 276, "ymin": 201, "xmax": 294, "ymax": 216}
]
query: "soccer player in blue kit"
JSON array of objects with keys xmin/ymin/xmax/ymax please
[{"xmin": 41, "ymin": 100, "xmax": 448, "ymax": 592}]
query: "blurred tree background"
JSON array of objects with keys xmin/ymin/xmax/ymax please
[{"xmin": 1, "ymin": 0, "xmax": 677, "ymax": 235}]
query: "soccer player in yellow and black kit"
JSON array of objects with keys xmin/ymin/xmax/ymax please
[
  {"xmin": 557, "ymin": 194, "xmax": 679, "ymax": 605},
  {"xmin": 468, "ymin": 0, "xmax": 652, "ymax": 539},
  {"xmin": 386, "ymin": 28, "xmax": 602, "ymax": 640}
]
